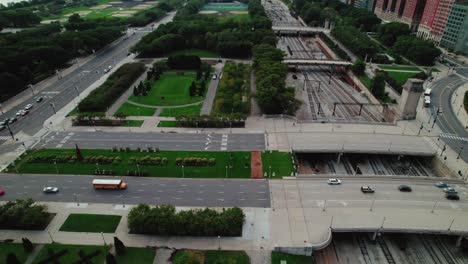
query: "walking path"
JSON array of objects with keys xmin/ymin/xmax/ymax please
[
  {"xmin": 201, "ymin": 62, "xmax": 224, "ymax": 115},
  {"xmin": 250, "ymin": 71, "xmax": 262, "ymax": 116},
  {"xmin": 106, "ymin": 70, "xmax": 148, "ymax": 116},
  {"xmin": 24, "ymin": 244, "xmax": 44, "ymax": 264},
  {"xmin": 126, "ymin": 100, "xmax": 203, "ymax": 109}
]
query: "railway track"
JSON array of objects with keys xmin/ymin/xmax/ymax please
[
  {"xmin": 356, "ymin": 235, "xmax": 374, "ymax": 264},
  {"xmin": 377, "ymin": 236, "xmax": 396, "ymax": 264}
]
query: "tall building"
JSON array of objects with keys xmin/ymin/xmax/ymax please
[
  {"xmin": 418, "ymin": 0, "xmax": 455, "ymax": 43},
  {"xmin": 374, "ymin": 0, "xmax": 428, "ymax": 31},
  {"xmin": 440, "ymin": 1, "xmax": 468, "ymax": 54},
  {"xmin": 355, "ymin": 0, "xmax": 377, "ymax": 11}
]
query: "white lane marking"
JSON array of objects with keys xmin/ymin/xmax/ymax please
[
  {"xmin": 218, "ymin": 199, "xmax": 224, "ymax": 201},
  {"xmin": 177, "ymin": 191, "xmax": 184, "ymax": 193},
  {"xmin": 238, "ymin": 192, "xmax": 245, "ymax": 194},
  {"xmin": 140, "ymin": 183, "xmax": 148, "ymax": 186},
  {"xmin": 218, "ymin": 192, "xmax": 224, "ymax": 194},
  {"xmin": 138, "ymin": 190, "xmax": 144, "ymax": 192},
  {"xmin": 157, "ymin": 190, "xmax": 164, "ymax": 193},
  {"xmin": 196, "ymin": 198, "xmax": 203, "ymax": 200},
  {"xmin": 173, "ymin": 197, "xmax": 181, "ymax": 200}
]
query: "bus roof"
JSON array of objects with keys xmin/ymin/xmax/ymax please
[{"xmin": 92, "ymin": 179, "xmax": 122, "ymax": 185}]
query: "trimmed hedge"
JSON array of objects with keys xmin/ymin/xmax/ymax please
[
  {"xmin": 128, "ymin": 204, "xmax": 245, "ymax": 236},
  {"xmin": 28, "ymin": 155, "xmax": 121, "ymax": 165},
  {"xmin": 0, "ymin": 199, "xmax": 52, "ymax": 230},
  {"xmin": 176, "ymin": 114, "xmax": 245, "ymax": 128},
  {"xmin": 78, "ymin": 63, "xmax": 146, "ymax": 112}
]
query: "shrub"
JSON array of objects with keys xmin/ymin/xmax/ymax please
[{"xmin": 0, "ymin": 199, "xmax": 50, "ymax": 230}]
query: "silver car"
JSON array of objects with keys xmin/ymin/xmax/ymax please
[{"xmin": 43, "ymin": 187, "xmax": 59, "ymax": 193}]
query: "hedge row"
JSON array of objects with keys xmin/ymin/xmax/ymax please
[
  {"xmin": 129, "ymin": 156, "xmax": 169, "ymax": 165},
  {"xmin": 28, "ymin": 155, "xmax": 121, "ymax": 165},
  {"xmin": 318, "ymin": 32, "xmax": 351, "ymax": 61},
  {"xmin": 176, "ymin": 114, "xmax": 245, "ymax": 128},
  {"xmin": 128, "ymin": 204, "xmax": 245, "ymax": 236},
  {"xmin": 78, "ymin": 63, "xmax": 146, "ymax": 112},
  {"xmin": 175, "ymin": 157, "xmax": 216, "ymax": 167}
]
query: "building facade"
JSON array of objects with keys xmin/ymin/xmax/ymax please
[
  {"xmin": 374, "ymin": 0, "xmax": 427, "ymax": 30},
  {"xmin": 418, "ymin": 0, "xmax": 455, "ymax": 43},
  {"xmin": 355, "ymin": 0, "xmax": 377, "ymax": 11},
  {"xmin": 440, "ymin": 1, "xmax": 468, "ymax": 54}
]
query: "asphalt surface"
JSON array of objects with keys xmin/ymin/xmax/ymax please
[
  {"xmin": 0, "ymin": 174, "xmax": 270, "ymax": 207},
  {"xmin": 272, "ymin": 177, "xmax": 468, "ymax": 210},
  {"xmin": 0, "ymin": 12, "xmax": 176, "ymax": 139},
  {"xmin": 429, "ymin": 74, "xmax": 468, "ymax": 162},
  {"xmin": 34, "ymin": 131, "xmax": 265, "ymax": 151}
]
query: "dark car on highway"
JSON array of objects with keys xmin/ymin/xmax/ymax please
[
  {"xmin": 361, "ymin": 186, "xmax": 375, "ymax": 193},
  {"xmin": 398, "ymin": 185, "xmax": 412, "ymax": 192},
  {"xmin": 445, "ymin": 193, "xmax": 460, "ymax": 200}
]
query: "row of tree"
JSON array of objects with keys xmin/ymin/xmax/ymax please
[
  {"xmin": 176, "ymin": 114, "xmax": 246, "ymax": 128},
  {"xmin": 0, "ymin": 199, "xmax": 51, "ymax": 230},
  {"xmin": 132, "ymin": 0, "xmax": 276, "ymax": 58},
  {"xmin": 78, "ymin": 63, "xmax": 146, "ymax": 113},
  {"xmin": 214, "ymin": 62, "xmax": 251, "ymax": 114},
  {"xmin": 128, "ymin": 204, "xmax": 245, "ymax": 236}
]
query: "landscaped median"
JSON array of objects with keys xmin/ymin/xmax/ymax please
[{"xmin": 6, "ymin": 149, "xmax": 295, "ymax": 179}]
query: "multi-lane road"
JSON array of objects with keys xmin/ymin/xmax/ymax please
[
  {"xmin": 430, "ymin": 74, "xmax": 468, "ymax": 162},
  {"xmin": 0, "ymin": 174, "xmax": 270, "ymax": 207},
  {"xmin": 0, "ymin": 12, "xmax": 176, "ymax": 139}
]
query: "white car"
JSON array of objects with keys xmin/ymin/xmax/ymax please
[
  {"xmin": 443, "ymin": 187, "xmax": 458, "ymax": 194},
  {"xmin": 212, "ymin": 74, "xmax": 217, "ymax": 80},
  {"xmin": 16, "ymin": 110, "xmax": 23, "ymax": 116},
  {"xmin": 43, "ymin": 187, "xmax": 59, "ymax": 193},
  {"xmin": 25, "ymin": 104, "xmax": 33, "ymax": 110},
  {"xmin": 327, "ymin": 178, "xmax": 342, "ymax": 185}
]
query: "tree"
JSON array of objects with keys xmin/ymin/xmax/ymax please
[
  {"xmin": 114, "ymin": 237, "xmax": 126, "ymax": 255},
  {"xmin": 351, "ymin": 59, "xmax": 366, "ymax": 76},
  {"xmin": 75, "ymin": 144, "xmax": 83, "ymax": 161},
  {"xmin": 22, "ymin": 237, "xmax": 34, "ymax": 252},
  {"xmin": 106, "ymin": 252, "xmax": 117, "ymax": 264},
  {"xmin": 370, "ymin": 72, "xmax": 386, "ymax": 99},
  {"xmin": 377, "ymin": 22, "xmax": 410, "ymax": 47},
  {"xmin": 6, "ymin": 253, "xmax": 21, "ymax": 264},
  {"xmin": 68, "ymin": 13, "xmax": 83, "ymax": 24}
]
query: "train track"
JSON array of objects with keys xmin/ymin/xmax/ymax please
[
  {"xmin": 419, "ymin": 235, "xmax": 444, "ymax": 263},
  {"xmin": 433, "ymin": 236, "xmax": 456, "ymax": 264},
  {"xmin": 369, "ymin": 158, "xmax": 385, "ymax": 175},
  {"xmin": 376, "ymin": 236, "xmax": 396, "ymax": 264},
  {"xmin": 356, "ymin": 235, "xmax": 374, "ymax": 264}
]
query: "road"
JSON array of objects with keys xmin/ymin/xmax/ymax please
[
  {"xmin": 0, "ymin": 12, "xmax": 176, "ymax": 140},
  {"xmin": 33, "ymin": 131, "xmax": 266, "ymax": 151},
  {"xmin": 0, "ymin": 174, "xmax": 270, "ymax": 207},
  {"xmin": 200, "ymin": 63, "xmax": 223, "ymax": 115},
  {"xmin": 271, "ymin": 177, "xmax": 468, "ymax": 211},
  {"xmin": 429, "ymin": 74, "xmax": 468, "ymax": 162}
]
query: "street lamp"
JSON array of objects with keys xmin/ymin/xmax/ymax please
[
  {"xmin": 136, "ymin": 163, "xmax": 140, "ymax": 176},
  {"xmin": 217, "ymin": 235, "xmax": 221, "ymax": 250},
  {"xmin": 54, "ymin": 161, "xmax": 59, "ymax": 174},
  {"xmin": 181, "ymin": 165, "xmax": 185, "ymax": 178},
  {"xmin": 225, "ymin": 165, "xmax": 228, "ymax": 178},
  {"xmin": 96, "ymin": 162, "xmax": 100, "ymax": 174},
  {"xmin": 269, "ymin": 166, "xmax": 271, "ymax": 179},
  {"xmin": 457, "ymin": 147, "xmax": 464, "ymax": 160},
  {"xmin": 50, "ymin": 103, "xmax": 56, "ymax": 114}
]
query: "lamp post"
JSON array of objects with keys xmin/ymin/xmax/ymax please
[
  {"xmin": 225, "ymin": 165, "xmax": 228, "ymax": 178},
  {"xmin": 457, "ymin": 147, "xmax": 464, "ymax": 160},
  {"xmin": 136, "ymin": 163, "xmax": 140, "ymax": 176},
  {"xmin": 431, "ymin": 201, "xmax": 438, "ymax": 213},
  {"xmin": 269, "ymin": 166, "xmax": 271, "ymax": 179},
  {"xmin": 101, "ymin": 232, "xmax": 106, "ymax": 246},
  {"xmin": 54, "ymin": 161, "xmax": 59, "ymax": 174},
  {"xmin": 96, "ymin": 162, "xmax": 100, "ymax": 174},
  {"xmin": 50, "ymin": 103, "xmax": 56, "ymax": 114},
  {"xmin": 182, "ymin": 165, "xmax": 185, "ymax": 178},
  {"xmin": 217, "ymin": 235, "xmax": 221, "ymax": 250}
]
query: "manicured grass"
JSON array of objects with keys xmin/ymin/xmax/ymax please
[
  {"xmin": 128, "ymin": 72, "xmax": 203, "ymax": 106},
  {"xmin": 32, "ymin": 244, "xmax": 107, "ymax": 264},
  {"xmin": 0, "ymin": 243, "xmax": 30, "ymax": 264},
  {"xmin": 169, "ymin": 49, "xmax": 219, "ymax": 58},
  {"xmin": 120, "ymin": 120, "xmax": 144, "ymax": 127},
  {"xmin": 85, "ymin": 8, "xmax": 120, "ymax": 20},
  {"xmin": 59, "ymin": 214, "xmax": 121, "ymax": 233},
  {"xmin": 12, "ymin": 149, "xmax": 252, "ymax": 178},
  {"xmin": 385, "ymin": 71, "xmax": 420, "ymax": 86},
  {"xmin": 172, "ymin": 249, "xmax": 204, "ymax": 264},
  {"xmin": 262, "ymin": 151, "xmax": 294, "ymax": 178},
  {"xmin": 116, "ymin": 102, "xmax": 156, "ymax": 116},
  {"xmin": 201, "ymin": 3, "xmax": 248, "ymax": 11},
  {"xmin": 204, "ymin": 250, "xmax": 250, "ymax": 264},
  {"xmin": 115, "ymin": 247, "xmax": 156, "ymax": 264},
  {"xmin": 358, "ymin": 74, "xmax": 372, "ymax": 88},
  {"xmin": 378, "ymin": 65, "xmax": 421, "ymax": 71},
  {"xmin": 271, "ymin": 251, "xmax": 315, "ymax": 264},
  {"xmin": 159, "ymin": 104, "xmax": 202, "ymax": 117},
  {"xmin": 157, "ymin": 120, "xmax": 179, "ymax": 127}
]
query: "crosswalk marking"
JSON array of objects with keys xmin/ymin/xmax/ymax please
[
  {"xmin": 0, "ymin": 136, "xmax": 11, "ymax": 141},
  {"xmin": 440, "ymin": 133, "xmax": 468, "ymax": 142}
]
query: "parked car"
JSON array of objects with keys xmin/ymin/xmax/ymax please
[
  {"xmin": 0, "ymin": 120, "xmax": 6, "ymax": 126},
  {"xmin": 20, "ymin": 110, "xmax": 29, "ymax": 116},
  {"xmin": 361, "ymin": 186, "xmax": 375, "ymax": 193},
  {"xmin": 16, "ymin": 110, "xmax": 23, "ymax": 116},
  {"xmin": 327, "ymin": 178, "xmax": 342, "ymax": 185},
  {"xmin": 35, "ymin": 97, "xmax": 43, "ymax": 103},
  {"xmin": 8, "ymin": 117, "xmax": 17, "ymax": 124},
  {"xmin": 398, "ymin": 185, "xmax": 412, "ymax": 192},
  {"xmin": 435, "ymin": 182, "xmax": 449, "ymax": 188},
  {"xmin": 443, "ymin": 187, "xmax": 458, "ymax": 194},
  {"xmin": 212, "ymin": 74, "xmax": 217, "ymax": 80},
  {"xmin": 445, "ymin": 193, "xmax": 460, "ymax": 200},
  {"xmin": 0, "ymin": 189, "xmax": 4, "ymax": 195},
  {"xmin": 43, "ymin": 187, "xmax": 59, "ymax": 193},
  {"xmin": 25, "ymin": 104, "xmax": 33, "ymax": 110},
  {"xmin": 0, "ymin": 125, "xmax": 5, "ymax": 131}
]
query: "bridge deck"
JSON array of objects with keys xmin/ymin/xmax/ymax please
[{"xmin": 284, "ymin": 59, "xmax": 352, "ymax": 66}]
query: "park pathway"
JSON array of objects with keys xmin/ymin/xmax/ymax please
[
  {"xmin": 201, "ymin": 62, "xmax": 224, "ymax": 115},
  {"xmin": 24, "ymin": 244, "xmax": 44, "ymax": 264},
  {"xmin": 126, "ymin": 100, "xmax": 203, "ymax": 109}
]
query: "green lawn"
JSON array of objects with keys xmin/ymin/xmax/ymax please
[
  {"xmin": 358, "ymin": 74, "xmax": 372, "ymax": 88},
  {"xmin": 115, "ymin": 247, "xmax": 156, "ymax": 264},
  {"xmin": 120, "ymin": 120, "xmax": 144, "ymax": 127},
  {"xmin": 168, "ymin": 49, "xmax": 219, "ymax": 58},
  {"xmin": 32, "ymin": 244, "xmax": 108, "ymax": 264},
  {"xmin": 11, "ymin": 149, "xmax": 252, "ymax": 178},
  {"xmin": 204, "ymin": 250, "xmax": 250, "ymax": 264},
  {"xmin": 59, "ymin": 214, "xmax": 121, "ymax": 233},
  {"xmin": 271, "ymin": 252, "xmax": 315, "ymax": 264},
  {"xmin": 262, "ymin": 151, "xmax": 294, "ymax": 178},
  {"xmin": 159, "ymin": 104, "xmax": 202, "ymax": 117},
  {"xmin": 116, "ymin": 102, "xmax": 156, "ymax": 116},
  {"xmin": 0, "ymin": 243, "xmax": 30, "ymax": 264},
  {"xmin": 128, "ymin": 72, "xmax": 203, "ymax": 106},
  {"xmin": 385, "ymin": 71, "xmax": 420, "ymax": 86},
  {"xmin": 378, "ymin": 65, "xmax": 421, "ymax": 71},
  {"xmin": 157, "ymin": 120, "xmax": 179, "ymax": 127},
  {"xmin": 201, "ymin": 3, "xmax": 248, "ymax": 11}
]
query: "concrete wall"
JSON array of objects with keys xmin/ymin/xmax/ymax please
[{"xmin": 273, "ymin": 246, "xmax": 313, "ymax": 256}]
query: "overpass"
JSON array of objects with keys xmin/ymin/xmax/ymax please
[
  {"xmin": 284, "ymin": 59, "xmax": 352, "ymax": 67},
  {"xmin": 273, "ymin": 26, "xmax": 330, "ymax": 34},
  {"xmin": 288, "ymin": 132, "xmax": 435, "ymax": 156}
]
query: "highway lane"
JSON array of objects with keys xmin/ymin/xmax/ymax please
[
  {"xmin": 271, "ymin": 177, "xmax": 468, "ymax": 211},
  {"xmin": 429, "ymin": 74, "xmax": 468, "ymax": 162},
  {"xmin": 0, "ymin": 174, "xmax": 270, "ymax": 207},
  {"xmin": 34, "ymin": 131, "xmax": 265, "ymax": 151},
  {"xmin": 0, "ymin": 12, "xmax": 176, "ymax": 139}
]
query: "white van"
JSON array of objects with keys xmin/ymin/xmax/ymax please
[
  {"xmin": 424, "ymin": 96, "xmax": 431, "ymax": 107},
  {"xmin": 424, "ymin": 88, "xmax": 431, "ymax": 96}
]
